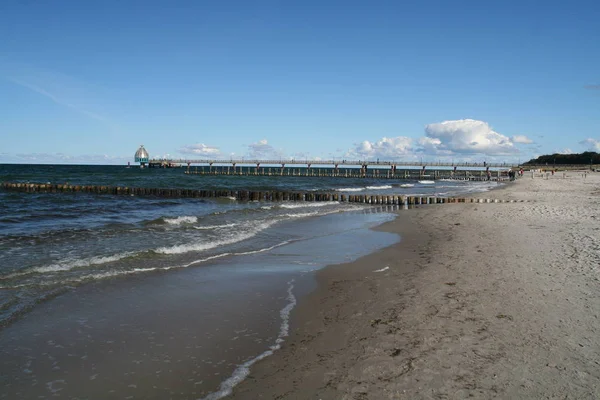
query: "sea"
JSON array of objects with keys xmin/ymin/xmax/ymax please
[{"xmin": 0, "ymin": 164, "xmax": 499, "ymax": 399}]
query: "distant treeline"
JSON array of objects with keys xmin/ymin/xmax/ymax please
[{"xmin": 523, "ymin": 152, "xmax": 600, "ymax": 165}]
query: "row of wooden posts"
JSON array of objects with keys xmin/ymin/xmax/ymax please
[
  {"xmin": 1, "ymin": 182, "xmax": 525, "ymax": 205},
  {"xmin": 184, "ymin": 168, "xmax": 506, "ymax": 181}
]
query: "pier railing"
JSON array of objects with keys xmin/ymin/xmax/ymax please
[
  {"xmin": 1, "ymin": 182, "xmax": 527, "ymax": 205},
  {"xmin": 148, "ymin": 158, "xmax": 517, "ymax": 169},
  {"xmin": 182, "ymin": 167, "xmax": 508, "ymax": 181}
]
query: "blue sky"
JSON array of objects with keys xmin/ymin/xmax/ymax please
[{"xmin": 1, "ymin": 0, "xmax": 599, "ymax": 164}]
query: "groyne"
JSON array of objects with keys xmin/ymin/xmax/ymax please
[{"xmin": 1, "ymin": 182, "xmax": 527, "ymax": 205}]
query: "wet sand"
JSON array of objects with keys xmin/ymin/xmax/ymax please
[{"xmin": 232, "ymin": 172, "xmax": 600, "ymax": 399}]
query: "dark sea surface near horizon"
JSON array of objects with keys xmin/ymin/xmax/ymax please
[{"xmin": 0, "ymin": 164, "xmax": 499, "ymax": 398}]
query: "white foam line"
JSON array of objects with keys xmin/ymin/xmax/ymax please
[
  {"xmin": 279, "ymin": 202, "xmax": 340, "ymax": 209},
  {"xmin": 235, "ymin": 240, "xmax": 293, "ymax": 256},
  {"xmin": 335, "ymin": 187, "xmax": 364, "ymax": 192},
  {"xmin": 202, "ymin": 279, "xmax": 297, "ymax": 400},
  {"xmin": 1, "ymin": 251, "xmax": 136, "ymax": 278},
  {"xmin": 164, "ymin": 216, "xmax": 198, "ymax": 225},
  {"xmin": 282, "ymin": 211, "xmax": 320, "ymax": 219},
  {"xmin": 374, "ymin": 266, "xmax": 389, "ymax": 272},
  {"xmin": 155, "ymin": 221, "xmax": 276, "ymax": 255},
  {"xmin": 1, "ymin": 241, "xmax": 297, "ymax": 289},
  {"xmin": 193, "ymin": 223, "xmax": 238, "ymax": 230},
  {"xmin": 365, "ymin": 185, "xmax": 392, "ymax": 190},
  {"xmin": 180, "ymin": 253, "xmax": 233, "ymax": 268}
]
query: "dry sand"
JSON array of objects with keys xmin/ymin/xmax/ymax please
[{"xmin": 231, "ymin": 172, "xmax": 600, "ymax": 399}]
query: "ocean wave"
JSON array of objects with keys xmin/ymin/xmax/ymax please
[
  {"xmin": 154, "ymin": 221, "xmax": 276, "ymax": 255},
  {"xmin": 163, "ymin": 216, "xmax": 198, "ymax": 225},
  {"xmin": 2, "ymin": 241, "xmax": 297, "ymax": 289},
  {"xmin": 365, "ymin": 185, "xmax": 392, "ymax": 190},
  {"xmin": 193, "ymin": 223, "xmax": 238, "ymax": 230},
  {"xmin": 202, "ymin": 280, "xmax": 296, "ymax": 400},
  {"xmin": 399, "ymin": 183, "xmax": 414, "ymax": 188},
  {"xmin": 418, "ymin": 180, "xmax": 435, "ymax": 184},
  {"xmin": 1, "ymin": 252, "xmax": 136, "ymax": 279},
  {"xmin": 279, "ymin": 202, "xmax": 339, "ymax": 209},
  {"xmin": 335, "ymin": 187, "xmax": 364, "ymax": 192},
  {"xmin": 282, "ymin": 211, "xmax": 320, "ymax": 219},
  {"xmin": 233, "ymin": 240, "xmax": 293, "ymax": 256}
]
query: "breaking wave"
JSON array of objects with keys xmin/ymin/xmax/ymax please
[
  {"xmin": 365, "ymin": 185, "xmax": 392, "ymax": 190},
  {"xmin": 154, "ymin": 221, "xmax": 276, "ymax": 255},
  {"xmin": 163, "ymin": 216, "xmax": 198, "ymax": 225}
]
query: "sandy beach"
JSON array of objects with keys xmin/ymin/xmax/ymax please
[{"xmin": 231, "ymin": 172, "xmax": 600, "ymax": 399}]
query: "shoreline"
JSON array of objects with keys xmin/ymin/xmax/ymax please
[
  {"xmin": 0, "ymin": 206, "xmax": 399, "ymax": 399},
  {"xmin": 231, "ymin": 175, "xmax": 600, "ymax": 398}
]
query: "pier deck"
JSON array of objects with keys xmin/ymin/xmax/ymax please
[
  {"xmin": 148, "ymin": 158, "xmax": 516, "ymax": 169},
  {"xmin": 148, "ymin": 158, "xmax": 514, "ymax": 180}
]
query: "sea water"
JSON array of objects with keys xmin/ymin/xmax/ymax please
[{"xmin": 0, "ymin": 164, "xmax": 498, "ymax": 398}]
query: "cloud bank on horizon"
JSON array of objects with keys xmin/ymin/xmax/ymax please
[
  {"xmin": 580, "ymin": 138, "xmax": 600, "ymax": 152},
  {"xmin": 2, "ymin": 118, "xmax": 598, "ymax": 165},
  {"xmin": 171, "ymin": 119, "xmax": 530, "ymax": 162}
]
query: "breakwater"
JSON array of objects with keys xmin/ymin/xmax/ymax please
[{"xmin": 1, "ymin": 182, "xmax": 526, "ymax": 205}]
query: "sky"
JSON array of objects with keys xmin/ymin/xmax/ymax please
[{"xmin": 0, "ymin": 0, "xmax": 599, "ymax": 164}]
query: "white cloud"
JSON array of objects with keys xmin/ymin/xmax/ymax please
[
  {"xmin": 558, "ymin": 148, "xmax": 574, "ymax": 155},
  {"xmin": 580, "ymin": 138, "xmax": 600, "ymax": 152},
  {"xmin": 423, "ymin": 119, "xmax": 517, "ymax": 155},
  {"xmin": 417, "ymin": 137, "xmax": 453, "ymax": 156},
  {"xmin": 247, "ymin": 139, "xmax": 284, "ymax": 159},
  {"xmin": 347, "ymin": 137, "xmax": 414, "ymax": 159},
  {"xmin": 179, "ymin": 143, "xmax": 221, "ymax": 157},
  {"xmin": 512, "ymin": 135, "xmax": 534, "ymax": 144},
  {"xmin": 344, "ymin": 119, "xmax": 524, "ymax": 161}
]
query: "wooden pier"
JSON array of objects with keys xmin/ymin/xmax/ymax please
[
  {"xmin": 182, "ymin": 166, "xmax": 509, "ymax": 181},
  {"xmin": 1, "ymin": 182, "xmax": 527, "ymax": 205},
  {"xmin": 147, "ymin": 158, "xmax": 514, "ymax": 181}
]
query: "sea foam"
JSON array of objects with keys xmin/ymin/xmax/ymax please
[
  {"xmin": 193, "ymin": 223, "xmax": 238, "ymax": 230},
  {"xmin": 5, "ymin": 252, "xmax": 136, "ymax": 278},
  {"xmin": 279, "ymin": 202, "xmax": 339, "ymax": 209},
  {"xmin": 163, "ymin": 216, "xmax": 198, "ymax": 225},
  {"xmin": 154, "ymin": 221, "xmax": 276, "ymax": 255},
  {"xmin": 201, "ymin": 280, "xmax": 296, "ymax": 400},
  {"xmin": 365, "ymin": 185, "xmax": 392, "ymax": 190}
]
